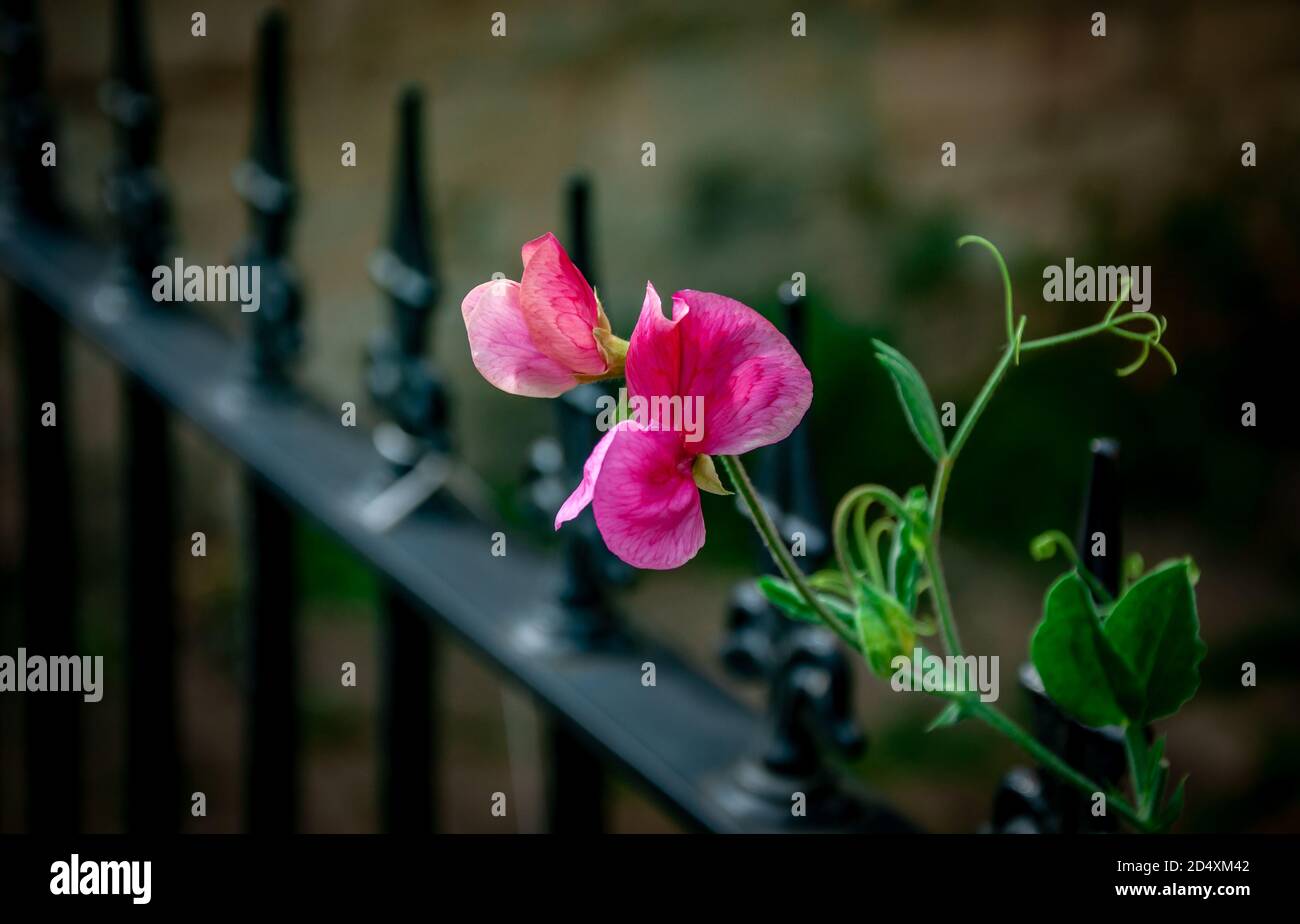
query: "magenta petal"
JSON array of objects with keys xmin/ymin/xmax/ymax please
[
  {"xmin": 672, "ymin": 290, "xmax": 813, "ymax": 456},
  {"xmin": 553, "ymin": 421, "xmax": 631, "ymax": 530},
  {"xmin": 461, "ymin": 279, "xmax": 578, "ymax": 398},
  {"xmin": 520, "ymin": 234, "xmax": 547, "ymax": 266},
  {"xmin": 592, "ymin": 426, "xmax": 704, "ymax": 570},
  {"xmin": 519, "ymin": 232, "xmax": 606, "ymax": 376},
  {"xmin": 625, "ymin": 282, "xmax": 683, "ymax": 407}
]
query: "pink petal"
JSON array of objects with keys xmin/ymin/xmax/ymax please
[
  {"xmin": 461, "ymin": 279, "xmax": 578, "ymax": 398},
  {"xmin": 553, "ymin": 420, "xmax": 630, "ymax": 529},
  {"xmin": 592, "ymin": 426, "xmax": 704, "ymax": 570},
  {"xmin": 675, "ymin": 290, "xmax": 812, "ymax": 455},
  {"xmin": 624, "ymin": 282, "xmax": 682, "ymax": 412},
  {"xmin": 520, "ymin": 235, "xmax": 547, "ymax": 266},
  {"xmin": 625, "ymin": 289, "xmax": 812, "ymax": 456},
  {"xmin": 519, "ymin": 232, "xmax": 606, "ymax": 376}
]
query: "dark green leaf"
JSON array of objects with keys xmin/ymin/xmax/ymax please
[
  {"xmin": 1030, "ymin": 571, "xmax": 1142, "ymax": 727},
  {"xmin": 1103, "ymin": 559, "xmax": 1206, "ymax": 724},
  {"xmin": 872, "ymin": 340, "xmax": 947, "ymax": 463}
]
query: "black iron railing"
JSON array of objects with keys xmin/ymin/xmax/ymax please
[{"xmin": 0, "ymin": 0, "xmax": 1122, "ymax": 834}]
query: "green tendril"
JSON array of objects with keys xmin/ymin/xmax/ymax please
[
  {"xmin": 833, "ymin": 485, "xmax": 908, "ymax": 603},
  {"xmin": 958, "ymin": 235, "xmax": 1023, "ymax": 350},
  {"xmin": 1029, "ymin": 529, "xmax": 1114, "ymax": 604}
]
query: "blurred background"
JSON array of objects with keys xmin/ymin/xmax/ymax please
[{"xmin": 1, "ymin": 0, "xmax": 1298, "ymax": 832}]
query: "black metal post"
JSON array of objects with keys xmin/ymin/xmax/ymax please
[
  {"xmin": 1078, "ymin": 437, "xmax": 1122, "ymax": 596},
  {"xmin": 15, "ymin": 297, "xmax": 80, "ymax": 833},
  {"xmin": 101, "ymin": 0, "xmax": 181, "ymax": 833},
  {"xmin": 539, "ymin": 176, "xmax": 611, "ymax": 833},
  {"xmin": 545, "ymin": 719, "xmax": 603, "ymax": 833},
  {"xmin": 379, "ymin": 589, "xmax": 433, "ymax": 832},
  {"xmin": 366, "ymin": 86, "xmax": 443, "ymax": 833},
  {"xmin": 123, "ymin": 377, "xmax": 179, "ymax": 831},
  {"xmin": 993, "ymin": 439, "xmax": 1127, "ymax": 833},
  {"xmin": 3, "ymin": 0, "xmax": 80, "ymax": 835},
  {"xmin": 235, "ymin": 9, "xmax": 301, "ymax": 833}
]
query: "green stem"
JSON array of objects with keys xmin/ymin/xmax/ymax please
[
  {"xmin": 948, "ymin": 323, "xmax": 1022, "ymax": 463},
  {"xmin": 1124, "ymin": 723, "xmax": 1152, "ymax": 820},
  {"xmin": 924, "ymin": 543, "xmax": 962, "ymax": 658},
  {"xmin": 923, "ymin": 328, "xmax": 1021, "ymax": 657},
  {"xmin": 968, "ymin": 699, "xmax": 1153, "ymax": 832},
  {"xmin": 1018, "ymin": 320, "xmax": 1112, "ymax": 352},
  {"xmin": 719, "ymin": 454, "xmax": 859, "ymax": 650}
]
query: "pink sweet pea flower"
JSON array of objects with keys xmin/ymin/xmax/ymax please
[
  {"xmin": 461, "ymin": 232, "xmax": 626, "ymax": 397},
  {"xmin": 555, "ymin": 285, "xmax": 813, "ymax": 570}
]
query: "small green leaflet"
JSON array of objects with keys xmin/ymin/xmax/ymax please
[{"xmin": 872, "ymin": 339, "xmax": 947, "ymax": 463}]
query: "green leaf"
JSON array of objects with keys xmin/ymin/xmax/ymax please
[
  {"xmin": 853, "ymin": 604, "xmax": 897, "ymax": 678},
  {"xmin": 1030, "ymin": 571, "xmax": 1142, "ymax": 727},
  {"xmin": 756, "ymin": 575, "xmax": 819, "ymax": 622},
  {"xmin": 860, "ymin": 583, "xmax": 918, "ymax": 655},
  {"xmin": 756, "ymin": 576, "xmax": 858, "ymax": 639},
  {"xmin": 872, "ymin": 340, "xmax": 947, "ymax": 463},
  {"xmin": 854, "ymin": 583, "xmax": 932, "ymax": 679},
  {"xmin": 888, "ymin": 486, "xmax": 928, "ymax": 613},
  {"xmin": 1154, "ymin": 775, "xmax": 1188, "ymax": 831},
  {"xmin": 1102, "ymin": 559, "xmax": 1206, "ymax": 724}
]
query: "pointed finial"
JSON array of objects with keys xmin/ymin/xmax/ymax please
[
  {"xmin": 0, "ymin": 0, "xmax": 61, "ymax": 221},
  {"xmin": 101, "ymin": 0, "xmax": 169, "ymax": 290},
  {"xmin": 371, "ymin": 85, "xmax": 437, "ymax": 359},
  {"xmin": 104, "ymin": 0, "xmax": 159, "ymax": 165},
  {"xmin": 755, "ymin": 282, "xmax": 827, "ymax": 569},
  {"xmin": 235, "ymin": 8, "xmax": 301, "ymax": 384},
  {"xmin": 1078, "ymin": 438, "xmax": 1122, "ymax": 597},
  {"xmin": 234, "ymin": 9, "xmax": 294, "ymax": 255},
  {"xmin": 367, "ymin": 86, "xmax": 447, "ymax": 454},
  {"xmin": 566, "ymin": 175, "xmax": 595, "ymax": 286}
]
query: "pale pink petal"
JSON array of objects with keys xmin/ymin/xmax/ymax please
[
  {"xmin": 592, "ymin": 426, "xmax": 704, "ymax": 570},
  {"xmin": 553, "ymin": 420, "xmax": 634, "ymax": 529},
  {"xmin": 519, "ymin": 232, "xmax": 605, "ymax": 376},
  {"xmin": 461, "ymin": 279, "xmax": 578, "ymax": 398},
  {"xmin": 672, "ymin": 290, "xmax": 812, "ymax": 456}
]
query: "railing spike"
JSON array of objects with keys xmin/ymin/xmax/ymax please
[
  {"xmin": 1078, "ymin": 437, "xmax": 1122, "ymax": 597},
  {"xmin": 250, "ymin": 10, "xmax": 289, "ymax": 182},
  {"xmin": 565, "ymin": 175, "xmax": 594, "ymax": 285},
  {"xmin": 0, "ymin": 0, "xmax": 61, "ymax": 222},
  {"xmin": 235, "ymin": 7, "xmax": 301, "ymax": 383},
  {"xmin": 102, "ymin": 0, "xmax": 169, "ymax": 290},
  {"xmin": 760, "ymin": 283, "xmax": 827, "ymax": 569},
  {"xmin": 367, "ymin": 86, "xmax": 447, "ymax": 453},
  {"xmin": 386, "ymin": 86, "xmax": 436, "ymax": 295}
]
